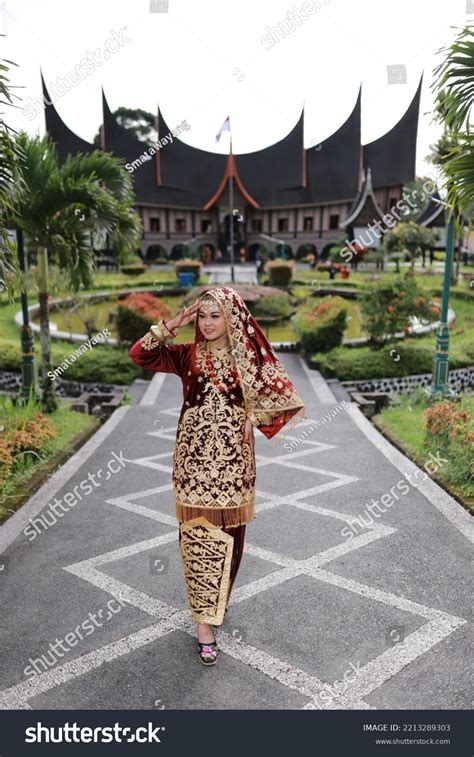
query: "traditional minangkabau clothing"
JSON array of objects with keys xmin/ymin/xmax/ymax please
[{"xmin": 129, "ymin": 286, "xmax": 307, "ymax": 624}]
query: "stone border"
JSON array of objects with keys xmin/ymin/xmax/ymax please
[{"xmin": 342, "ymin": 366, "xmax": 474, "ymax": 394}]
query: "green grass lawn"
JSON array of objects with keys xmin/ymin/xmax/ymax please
[
  {"xmin": 0, "ymin": 402, "xmax": 98, "ymax": 522},
  {"xmin": 91, "ymin": 270, "xmax": 210, "ymax": 290},
  {"xmin": 375, "ymin": 393, "xmax": 474, "ymax": 509}
]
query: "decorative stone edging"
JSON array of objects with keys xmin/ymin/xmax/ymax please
[
  {"xmin": 342, "ymin": 366, "xmax": 474, "ymax": 394},
  {"xmin": 0, "ymin": 370, "xmax": 125, "ymax": 400}
]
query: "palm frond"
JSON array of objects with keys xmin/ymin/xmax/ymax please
[
  {"xmin": 59, "ymin": 150, "xmax": 135, "ymax": 203},
  {"xmin": 432, "ymin": 25, "xmax": 474, "ymax": 132}
]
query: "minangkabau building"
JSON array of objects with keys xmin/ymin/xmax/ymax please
[{"xmin": 41, "ymin": 75, "xmax": 423, "ymax": 263}]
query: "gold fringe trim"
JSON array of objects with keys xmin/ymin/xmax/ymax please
[{"xmin": 175, "ymin": 497, "xmax": 255, "ymax": 528}]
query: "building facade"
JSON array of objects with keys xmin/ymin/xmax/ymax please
[{"xmin": 42, "ymin": 76, "xmax": 423, "ymax": 262}]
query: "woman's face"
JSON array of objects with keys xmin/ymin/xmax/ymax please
[{"xmin": 198, "ymin": 299, "xmax": 227, "ymax": 340}]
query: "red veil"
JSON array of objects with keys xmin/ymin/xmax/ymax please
[{"xmin": 194, "ymin": 287, "xmax": 307, "ymax": 440}]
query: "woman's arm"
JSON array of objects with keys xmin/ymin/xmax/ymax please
[{"xmin": 128, "ymin": 319, "xmax": 188, "ymax": 377}]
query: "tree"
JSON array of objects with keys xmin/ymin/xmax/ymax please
[
  {"xmin": 0, "ymin": 56, "xmax": 23, "ymax": 298},
  {"xmin": 9, "ymin": 134, "xmax": 142, "ymax": 412},
  {"xmin": 400, "ymin": 177, "xmax": 437, "ymax": 222},
  {"xmin": 385, "ymin": 221, "xmax": 437, "ymax": 271},
  {"xmin": 92, "ymin": 107, "xmax": 157, "ymax": 148},
  {"xmin": 360, "ymin": 277, "xmax": 438, "ymax": 348}
]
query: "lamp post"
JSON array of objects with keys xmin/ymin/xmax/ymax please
[
  {"xmin": 229, "ymin": 136, "xmax": 235, "ymax": 284},
  {"xmin": 430, "ymin": 208, "xmax": 457, "ymax": 398},
  {"xmin": 16, "ymin": 226, "xmax": 37, "ymax": 402}
]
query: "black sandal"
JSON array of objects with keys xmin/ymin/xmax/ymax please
[
  {"xmin": 197, "ymin": 640, "xmax": 219, "ymax": 665},
  {"xmin": 197, "ymin": 625, "xmax": 219, "ymax": 665}
]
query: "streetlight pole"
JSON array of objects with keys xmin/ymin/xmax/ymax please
[
  {"xmin": 229, "ymin": 132, "xmax": 235, "ymax": 284},
  {"xmin": 430, "ymin": 210, "xmax": 456, "ymax": 398}
]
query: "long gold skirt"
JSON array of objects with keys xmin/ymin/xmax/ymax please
[{"xmin": 178, "ymin": 516, "xmax": 247, "ymax": 625}]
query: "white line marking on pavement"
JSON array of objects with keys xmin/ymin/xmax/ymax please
[
  {"xmin": 139, "ymin": 373, "xmax": 166, "ymax": 406},
  {"xmin": 299, "ymin": 358, "xmax": 337, "ymax": 405}
]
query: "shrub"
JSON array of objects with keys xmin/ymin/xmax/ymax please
[
  {"xmin": 360, "ymin": 277, "xmax": 437, "ymax": 346},
  {"xmin": 0, "ymin": 399, "xmax": 57, "ymax": 486},
  {"xmin": 119, "ymin": 264, "xmax": 148, "ymax": 276},
  {"xmin": 116, "ymin": 293, "xmax": 173, "ymax": 344},
  {"xmin": 174, "ymin": 259, "xmax": 202, "ymax": 282},
  {"xmin": 57, "ymin": 346, "xmax": 141, "ymax": 384},
  {"xmin": 0, "ymin": 342, "xmax": 23, "ymax": 372},
  {"xmin": 292, "ymin": 296, "xmax": 348, "ymax": 353},
  {"xmin": 422, "ymin": 400, "xmax": 473, "ymax": 491},
  {"xmin": 315, "ymin": 344, "xmax": 434, "ymax": 380},
  {"xmin": 249, "ymin": 295, "xmax": 293, "ymax": 319},
  {"xmin": 266, "ymin": 260, "xmax": 294, "ymax": 286}
]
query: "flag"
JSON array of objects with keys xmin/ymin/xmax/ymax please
[{"xmin": 215, "ymin": 116, "xmax": 231, "ymax": 143}]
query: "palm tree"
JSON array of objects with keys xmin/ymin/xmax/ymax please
[
  {"xmin": 0, "ymin": 56, "xmax": 24, "ymax": 298},
  {"xmin": 431, "ymin": 25, "xmax": 474, "ymax": 217},
  {"xmin": 11, "ymin": 133, "xmax": 142, "ymax": 412}
]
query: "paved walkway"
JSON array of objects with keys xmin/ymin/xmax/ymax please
[{"xmin": 0, "ymin": 357, "xmax": 472, "ymax": 710}]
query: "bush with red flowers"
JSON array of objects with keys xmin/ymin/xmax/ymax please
[
  {"xmin": 422, "ymin": 400, "xmax": 473, "ymax": 492},
  {"xmin": 292, "ymin": 296, "xmax": 348, "ymax": 353},
  {"xmin": 116, "ymin": 293, "xmax": 173, "ymax": 344},
  {"xmin": 360, "ymin": 277, "xmax": 438, "ymax": 347},
  {"xmin": 0, "ymin": 411, "xmax": 56, "ymax": 487}
]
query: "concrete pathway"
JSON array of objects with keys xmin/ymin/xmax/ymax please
[{"xmin": 0, "ymin": 357, "xmax": 472, "ymax": 711}]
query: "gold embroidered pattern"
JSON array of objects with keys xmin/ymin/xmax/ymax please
[
  {"xmin": 140, "ymin": 330, "xmax": 163, "ymax": 351},
  {"xmin": 202, "ymin": 290, "xmax": 307, "ymax": 433},
  {"xmin": 179, "ymin": 517, "xmax": 234, "ymax": 625},
  {"xmin": 140, "ymin": 321, "xmax": 175, "ymax": 351},
  {"xmin": 173, "ymin": 382, "xmax": 255, "ymax": 518}
]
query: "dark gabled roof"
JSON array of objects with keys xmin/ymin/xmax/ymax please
[
  {"xmin": 41, "ymin": 72, "xmax": 94, "ymax": 163},
  {"xmin": 340, "ymin": 167, "xmax": 384, "ymax": 228},
  {"xmin": 415, "ymin": 190, "xmax": 446, "ymax": 226},
  {"xmin": 363, "ymin": 76, "xmax": 422, "ymax": 188},
  {"xmin": 305, "ymin": 86, "xmax": 361, "ymax": 204},
  {"xmin": 102, "ymin": 92, "xmax": 227, "ymax": 207},
  {"xmin": 153, "ymin": 106, "xmax": 227, "ymax": 207},
  {"xmin": 41, "ymin": 72, "xmax": 419, "ymax": 210},
  {"xmin": 235, "ymin": 108, "xmax": 305, "ymax": 206},
  {"xmin": 235, "ymin": 88, "xmax": 361, "ymax": 207}
]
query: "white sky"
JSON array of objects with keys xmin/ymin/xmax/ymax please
[{"xmin": 2, "ymin": 0, "xmax": 471, "ymax": 177}]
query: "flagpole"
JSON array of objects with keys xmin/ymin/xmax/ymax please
[{"xmin": 229, "ymin": 130, "xmax": 235, "ymax": 284}]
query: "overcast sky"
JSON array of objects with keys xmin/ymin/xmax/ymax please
[{"xmin": 2, "ymin": 0, "xmax": 471, "ymax": 178}]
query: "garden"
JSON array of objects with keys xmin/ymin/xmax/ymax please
[{"xmin": 0, "ymin": 24, "xmax": 473, "ymax": 517}]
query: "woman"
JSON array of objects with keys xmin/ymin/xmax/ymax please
[{"xmin": 129, "ymin": 286, "xmax": 307, "ymax": 665}]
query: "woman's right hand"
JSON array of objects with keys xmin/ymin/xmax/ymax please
[{"xmin": 165, "ymin": 301, "xmax": 200, "ymax": 332}]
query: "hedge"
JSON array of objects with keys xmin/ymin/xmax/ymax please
[
  {"xmin": 314, "ymin": 343, "xmax": 435, "ymax": 381},
  {"xmin": 0, "ymin": 341, "xmax": 140, "ymax": 385},
  {"xmin": 292, "ymin": 296, "xmax": 348, "ymax": 353}
]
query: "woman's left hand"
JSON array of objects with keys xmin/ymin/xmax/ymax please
[{"xmin": 244, "ymin": 416, "xmax": 255, "ymax": 456}]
